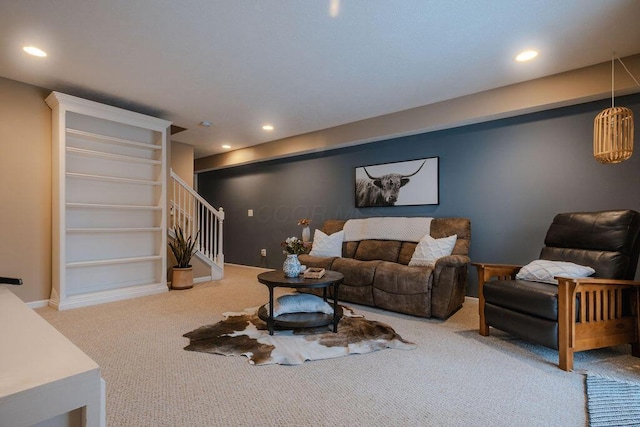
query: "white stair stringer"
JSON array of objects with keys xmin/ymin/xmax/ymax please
[{"xmin": 195, "ymin": 249, "xmax": 224, "ymax": 280}]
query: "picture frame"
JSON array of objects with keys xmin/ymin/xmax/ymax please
[{"xmin": 354, "ymin": 157, "xmax": 439, "ymax": 207}]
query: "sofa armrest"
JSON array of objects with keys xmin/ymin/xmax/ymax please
[
  {"xmin": 471, "ymin": 262, "xmax": 523, "ymax": 335},
  {"xmin": 471, "ymin": 262, "xmax": 522, "ymax": 283},
  {"xmin": 434, "ymin": 255, "xmax": 470, "ymax": 269},
  {"xmin": 431, "ymin": 256, "xmax": 471, "ymax": 319},
  {"xmin": 298, "ymin": 254, "xmax": 336, "ymax": 271},
  {"xmin": 557, "ymin": 277, "xmax": 640, "ymax": 286}
]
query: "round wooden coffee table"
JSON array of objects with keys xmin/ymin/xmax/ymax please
[{"xmin": 257, "ymin": 270, "xmax": 344, "ymax": 335}]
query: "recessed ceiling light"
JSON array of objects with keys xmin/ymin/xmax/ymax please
[
  {"xmin": 200, "ymin": 121, "xmax": 212, "ymax": 127},
  {"xmin": 262, "ymin": 124, "xmax": 274, "ymax": 131},
  {"xmin": 515, "ymin": 50, "xmax": 538, "ymax": 62},
  {"xmin": 329, "ymin": 0, "xmax": 340, "ymax": 17},
  {"xmin": 23, "ymin": 46, "xmax": 47, "ymax": 57},
  {"xmin": 222, "ymin": 144, "xmax": 231, "ymax": 149}
]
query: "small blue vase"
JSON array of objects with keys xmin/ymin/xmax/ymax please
[{"xmin": 283, "ymin": 254, "xmax": 301, "ymax": 278}]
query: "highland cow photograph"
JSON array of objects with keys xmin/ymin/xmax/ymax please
[{"xmin": 355, "ymin": 157, "xmax": 439, "ymax": 207}]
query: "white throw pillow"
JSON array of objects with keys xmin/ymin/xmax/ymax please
[
  {"xmin": 516, "ymin": 260, "xmax": 595, "ymax": 285},
  {"xmin": 309, "ymin": 229, "xmax": 344, "ymax": 257},
  {"xmin": 265, "ymin": 293, "xmax": 333, "ymax": 317},
  {"xmin": 408, "ymin": 234, "xmax": 457, "ymax": 267}
]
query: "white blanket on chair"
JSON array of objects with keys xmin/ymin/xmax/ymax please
[{"xmin": 343, "ymin": 217, "xmax": 432, "ymax": 242}]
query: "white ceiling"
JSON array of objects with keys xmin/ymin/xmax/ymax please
[{"xmin": 2, "ymin": 1, "xmax": 640, "ymax": 159}]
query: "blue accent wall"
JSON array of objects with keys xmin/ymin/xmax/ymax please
[{"xmin": 198, "ymin": 94, "xmax": 640, "ymax": 295}]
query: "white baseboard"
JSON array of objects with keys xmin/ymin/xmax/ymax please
[
  {"xmin": 224, "ymin": 262, "xmax": 272, "ymax": 271},
  {"xmin": 26, "ymin": 300, "xmax": 50, "ymax": 309},
  {"xmin": 49, "ymin": 283, "xmax": 169, "ymax": 310}
]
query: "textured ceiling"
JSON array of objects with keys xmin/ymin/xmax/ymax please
[{"xmin": 1, "ymin": 1, "xmax": 640, "ymax": 158}]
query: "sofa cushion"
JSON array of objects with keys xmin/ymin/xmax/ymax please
[
  {"xmin": 398, "ymin": 242, "xmax": 417, "ymax": 265},
  {"xmin": 373, "ymin": 262, "xmax": 433, "ymax": 317},
  {"xmin": 483, "ymin": 279, "xmax": 559, "ymax": 321},
  {"xmin": 344, "ymin": 241, "xmax": 359, "ymax": 258},
  {"xmin": 485, "ymin": 303, "xmax": 559, "ymax": 349},
  {"xmin": 338, "ymin": 284, "xmax": 375, "ymax": 306},
  {"xmin": 309, "ymin": 229, "xmax": 344, "ymax": 257},
  {"xmin": 332, "ymin": 258, "xmax": 381, "ymax": 286},
  {"xmin": 408, "ymin": 234, "xmax": 457, "ymax": 267},
  {"xmin": 354, "ymin": 240, "xmax": 401, "ymax": 262},
  {"xmin": 321, "ymin": 219, "xmax": 347, "ymax": 236},
  {"xmin": 374, "ymin": 288, "xmax": 431, "ymax": 318},
  {"xmin": 539, "ymin": 248, "xmax": 627, "ymax": 280},
  {"xmin": 373, "ymin": 262, "xmax": 433, "ymax": 295},
  {"xmin": 431, "ymin": 217, "xmax": 470, "ymax": 256}
]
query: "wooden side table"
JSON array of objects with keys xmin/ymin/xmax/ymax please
[{"xmin": 257, "ymin": 270, "xmax": 344, "ymax": 335}]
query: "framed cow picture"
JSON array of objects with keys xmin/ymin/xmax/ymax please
[{"xmin": 354, "ymin": 157, "xmax": 439, "ymax": 207}]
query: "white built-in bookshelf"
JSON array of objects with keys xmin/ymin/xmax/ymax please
[{"xmin": 46, "ymin": 92, "xmax": 171, "ymax": 310}]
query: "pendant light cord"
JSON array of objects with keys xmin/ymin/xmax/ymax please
[
  {"xmin": 610, "ymin": 53, "xmax": 640, "ymax": 109},
  {"xmin": 611, "ymin": 55, "xmax": 615, "ymax": 109}
]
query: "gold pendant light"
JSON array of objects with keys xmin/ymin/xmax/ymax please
[{"xmin": 593, "ymin": 55, "xmax": 635, "ymax": 164}]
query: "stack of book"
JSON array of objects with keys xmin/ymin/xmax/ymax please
[{"xmin": 303, "ymin": 268, "xmax": 325, "ymax": 279}]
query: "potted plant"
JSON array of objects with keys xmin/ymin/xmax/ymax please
[{"xmin": 169, "ymin": 225, "xmax": 199, "ymax": 290}]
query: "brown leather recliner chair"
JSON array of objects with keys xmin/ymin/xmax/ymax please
[{"xmin": 474, "ymin": 210, "xmax": 640, "ymax": 371}]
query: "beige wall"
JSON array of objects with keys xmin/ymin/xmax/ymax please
[
  {"xmin": 0, "ymin": 77, "xmax": 52, "ymax": 302},
  {"xmin": 195, "ymin": 53, "xmax": 640, "ymax": 172},
  {"xmin": 170, "ymin": 140, "xmax": 194, "ymax": 186},
  {"xmin": 0, "ymin": 77, "xmax": 208, "ymax": 302},
  {"xmin": 168, "ymin": 140, "xmax": 212, "ymax": 281}
]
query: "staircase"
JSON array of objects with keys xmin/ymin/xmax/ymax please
[{"xmin": 170, "ymin": 170, "xmax": 224, "ymax": 280}]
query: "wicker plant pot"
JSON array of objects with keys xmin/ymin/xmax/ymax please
[{"xmin": 171, "ymin": 266, "xmax": 193, "ymax": 290}]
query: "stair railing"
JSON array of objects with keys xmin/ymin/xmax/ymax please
[{"xmin": 170, "ymin": 170, "xmax": 224, "ymax": 268}]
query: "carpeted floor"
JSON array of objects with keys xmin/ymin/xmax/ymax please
[{"xmin": 35, "ymin": 264, "xmax": 640, "ymax": 426}]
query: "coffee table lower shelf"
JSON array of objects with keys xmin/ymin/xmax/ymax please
[{"xmin": 258, "ymin": 304, "xmax": 344, "ymax": 330}]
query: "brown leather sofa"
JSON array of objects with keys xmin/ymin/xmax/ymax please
[{"xmin": 298, "ymin": 217, "xmax": 471, "ymax": 319}]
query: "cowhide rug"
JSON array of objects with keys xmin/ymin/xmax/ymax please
[{"xmin": 183, "ymin": 306, "xmax": 416, "ymax": 365}]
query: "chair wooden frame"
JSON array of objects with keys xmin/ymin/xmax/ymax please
[{"xmin": 474, "ymin": 262, "xmax": 640, "ymax": 371}]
